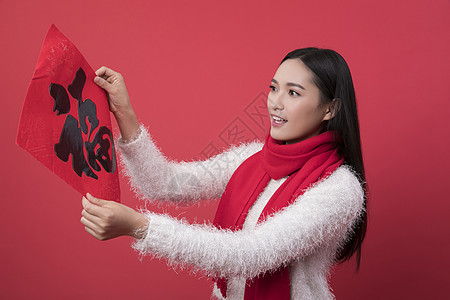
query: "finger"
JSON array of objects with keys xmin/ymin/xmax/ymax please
[
  {"xmin": 86, "ymin": 193, "xmax": 109, "ymax": 206},
  {"xmin": 81, "ymin": 215, "xmax": 103, "ymax": 239},
  {"xmin": 82, "ymin": 218, "xmax": 111, "ymax": 241},
  {"xmin": 80, "ymin": 214, "xmax": 100, "ymax": 230},
  {"xmin": 81, "ymin": 196, "xmax": 90, "ymax": 209},
  {"xmin": 83, "ymin": 224, "xmax": 107, "ymax": 241},
  {"xmin": 82, "ymin": 195, "xmax": 98, "ymax": 209},
  {"xmin": 94, "ymin": 75, "xmax": 112, "ymax": 90},
  {"xmin": 95, "ymin": 66, "xmax": 117, "ymax": 77},
  {"xmin": 81, "ymin": 208, "xmax": 103, "ymax": 225},
  {"xmin": 82, "ymin": 196, "xmax": 105, "ymax": 218}
]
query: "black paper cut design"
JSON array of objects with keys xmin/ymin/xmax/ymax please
[
  {"xmin": 49, "ymin": 83, "xmax": 70, "ymax": 115},
  {"xmin": 50, "ymin": 67, "xmax": 116, "ymax": 179},
  {"xmin": 55, "ymin": 115, "xmax": 98, "ymax": 179}
]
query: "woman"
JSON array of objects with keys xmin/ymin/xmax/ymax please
[{"xmin": 81, "ymin": 47, "xmax": 367, "ymax": 299}]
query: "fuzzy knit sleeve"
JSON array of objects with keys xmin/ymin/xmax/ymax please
[
  {"xmin": 117, "ymin": 125, "xmax": 264, "ymax": 204},
  {"xmin": 132, "ymin": 166, "xmax": 365, "ymax": 279}
]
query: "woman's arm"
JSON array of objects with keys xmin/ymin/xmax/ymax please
[
  {"xmin": 132, "ymin": 166, "xmax": 365, "ymax": 279},
  {"xmin": 94, "ymin": 66, "xmax": 263, "ymax": 204},
  {"xmin": 118, "ymin": 125, "xmax": 263, "ymax": 203}
]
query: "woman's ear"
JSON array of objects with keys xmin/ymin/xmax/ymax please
[{"xmin": 322, "ymin": 98, "xmax": 341, "ymax": 121}]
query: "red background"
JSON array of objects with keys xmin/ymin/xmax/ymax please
[{"xmin": 2, "ymin": 0, "xmax": 449, "ymax": 299}]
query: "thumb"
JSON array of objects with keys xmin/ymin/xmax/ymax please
[{"xmin": 86, "ymin": 193, "xmax": 107, "ymax": 206}]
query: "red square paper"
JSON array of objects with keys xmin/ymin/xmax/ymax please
[{"xmin": 16, "ymin": 25, "xmax": 120, "ymax": 202}]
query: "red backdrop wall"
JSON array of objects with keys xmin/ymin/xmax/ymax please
[{"xmin": 1, "ymin": 0, "xmax": 449, "ymax": 299}]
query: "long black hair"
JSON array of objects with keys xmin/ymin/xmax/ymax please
[{"xmin": 281, "ymin": 48, "xmax": 367, "ymax": 269}]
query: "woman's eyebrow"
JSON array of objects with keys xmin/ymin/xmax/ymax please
[
  {"xmin": 287, "ymin": 82, "xmax": 306, "ymax": 90},
  {"xmin": 271, "ymin": 79, "xmax": 306, "ymax": 90}
]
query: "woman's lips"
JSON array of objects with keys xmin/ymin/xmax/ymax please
[{"xmin": 271, "ymin": 114, "xmax": 287, "ymax": 127}]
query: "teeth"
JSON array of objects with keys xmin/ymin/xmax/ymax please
[{"xmin": 273, "ymin": 116, "xmax": 287, "ymax": 123}]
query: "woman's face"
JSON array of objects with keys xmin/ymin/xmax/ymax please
[{"xmin": 268, "ymin": 58, "xmax": 332, "ymax": 145}]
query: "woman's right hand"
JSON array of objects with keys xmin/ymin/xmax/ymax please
[{"xmin": 94, "ymin": 66, "xmax": 140, "ymax": 141}]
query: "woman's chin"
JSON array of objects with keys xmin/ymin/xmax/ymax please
[{"xmin": 269, "ymin": 130, "xmax": 287, "ymax": 142}]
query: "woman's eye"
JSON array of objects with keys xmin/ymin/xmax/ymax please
[
  {"xmin": 289, "ymin": 90, "xmax": 300, "ymax": 96},
  {"xmin": 269, "ymin": 85, "xmax": 277, "ymax": 92}
]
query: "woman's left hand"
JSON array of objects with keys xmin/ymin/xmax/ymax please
[{"xmin": 81, "ymin": 193, "xmax": 148, "ymax": 241}]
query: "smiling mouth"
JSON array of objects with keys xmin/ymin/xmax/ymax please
[{"xmin": 272, "ymin": 115, "xmax": 287, "ymax": 124}]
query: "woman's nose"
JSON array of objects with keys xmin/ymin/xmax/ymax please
[{"xmin": 268, "ymin": 93, "xmax": 283, "ymax": 110}]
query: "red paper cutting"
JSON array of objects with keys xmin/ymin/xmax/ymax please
[{"xmin": 16, "ymin": 24, "xmax": 120, "ymax": 202}]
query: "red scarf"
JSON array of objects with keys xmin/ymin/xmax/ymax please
[{"xmin": 213, "ymin": 131, "xmax": 344, "ymax": 299}]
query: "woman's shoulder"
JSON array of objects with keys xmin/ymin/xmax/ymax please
[
  {"xmin": 302, "ymin": 164, "xmax": 365, "ymax": 207},
  {"xmin": 327, "ymin": 164, "xmax": 364, "ymax": 190}
]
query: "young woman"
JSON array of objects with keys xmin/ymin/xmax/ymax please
[{"xmin": 81, "ymin": 47, "xmax": 367, "ymax": 300}]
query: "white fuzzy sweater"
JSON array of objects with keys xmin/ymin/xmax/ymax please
[{"xmin": 117, "ymin": 125, "xmax": 365, "ymax": 300}]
